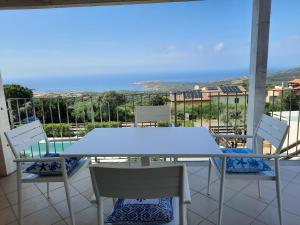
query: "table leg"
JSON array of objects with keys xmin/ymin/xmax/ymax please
[
  {"xmin": 141, "ymin": 157, "xmax": 150, "ymax": 166},
  {"xmin": 218, "ymin": 156, "xmax": 226, "ymax": 225}
]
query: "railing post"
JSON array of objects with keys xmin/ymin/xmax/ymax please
[
  {"xmin": 247, "ymin": 0, "xmax": 271, "ymax": 153},
  {"xmin": 0, "ymin": 73, "xmax": 16, "ymax": 176}
]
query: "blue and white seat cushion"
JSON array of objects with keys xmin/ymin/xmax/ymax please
[
  {"xmin": 25, "ymin": 153, "xmax": 80, "ymax": 176},
  {"xmin": 105, "ymin": 197, "xmax": 174, "ymax": 225},
  {"xmin": 213, "ymin": 148, "xmax": 272, "ymax": 173}
]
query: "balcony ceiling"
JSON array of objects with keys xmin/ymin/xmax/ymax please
[{"xmin": 0, "ymin": 0, "xmax": 195, "ymax": 10}]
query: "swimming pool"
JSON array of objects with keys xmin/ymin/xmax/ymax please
[{"xmin": 24, "ymin": 141, "xmax": 74, "ymax": 157}]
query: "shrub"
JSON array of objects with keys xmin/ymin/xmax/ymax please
[
  {"xmin": 85, "ymin": 121, "xmax": 121, "ymax": 133},
  {"xmin": 176, "ymin": 120, "xmax": 194, "ymax": 127},
  {"xmin": 44, "ymin": 123, "xmax": 72, "ymax": 137}
]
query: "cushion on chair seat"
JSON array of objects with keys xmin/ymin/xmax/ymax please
[
  {"xmin": 105, "ymin": 197, "xmax": 174, "ymax": 225},
  {"xmin": 25, "ymin": 153, "xmax": 80, "ymax": 176},
  {"xmin": 213, "ymin": 148, "xmax": 272, "ymax": 173}
]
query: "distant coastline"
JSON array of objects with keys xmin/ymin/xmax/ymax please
[{"xmin": 4, "ymin": 67, "xmax": 299, "ymax": 94}]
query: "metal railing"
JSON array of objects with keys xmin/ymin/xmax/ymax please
[
  {"xmin": 6, "ymin": 89, "xmax": 300, "ymax": 159},
  {"xmin": 6, "ymin": 90, "xmax": 248, "ymax": 157}
]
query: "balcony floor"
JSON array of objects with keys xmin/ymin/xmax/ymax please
[{"xmin": 1, "ymin": 161, "xmax": 300, "ymax": 225}]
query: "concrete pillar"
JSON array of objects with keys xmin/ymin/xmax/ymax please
[
  {"xmin": 0, "ymin": 74, "xmax": 16, "ymax": 176},
  {"xmin": 247, "ymin": 0, "xmax": 272, "ymax": 153}
]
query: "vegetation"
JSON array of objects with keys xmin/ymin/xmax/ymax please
[
  {"xmin": 265, "ymin": 90, "xmax": 300, "ymax": 114},
  {"xmin": 4, "ymin": 84, "xmax": 33, "ymax": 99},
  {"xmin": 43, "ymin": 123, "xmax": 72, "ymax": 137},
  {"xmin": 85, "ymin": 121, "xmax": 121, "ymax": 132}
]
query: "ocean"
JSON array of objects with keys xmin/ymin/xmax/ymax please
[{"xmin": 4, "ymin": 70, "xmax": 249, "ymax": 92}]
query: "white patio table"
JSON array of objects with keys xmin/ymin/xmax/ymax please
[{"xmin": 61, "ymin": 127, "xmax": 226, "ymax": 225}]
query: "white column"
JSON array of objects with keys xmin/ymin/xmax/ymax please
[
  {"xmin": 0, "ymin": 74, "xmax": 16, "ymax": 176},
  {"xmin": 247, "ymin": 0, "xmax": 272, "ymax": 153}
]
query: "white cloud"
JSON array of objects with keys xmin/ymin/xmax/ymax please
[{"xmin": 214, "ymin": 42, "xmax": 225, "ymax": 52}]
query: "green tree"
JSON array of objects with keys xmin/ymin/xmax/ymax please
[
  {"xmin": 149, "ymin": 95, "xmax": 169, "ymax": 106},
  {"xmin": 4, "ymin": 84, "xmax": 33, "ymax": 99}
]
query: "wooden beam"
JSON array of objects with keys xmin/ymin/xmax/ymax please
[{"xmin": 0, "ymin": 0, "xmax": 195, "ymax": 10}]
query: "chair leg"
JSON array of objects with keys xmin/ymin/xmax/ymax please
[
  {"xmin": 275, "ymin": 158, "xmax": 283, "ymax": 225},
  {"xmin": 218, "ymin": 157, "xmax": 226, "ymax": 225},
  {"xmin": 179, "ymin": 199, "xmax": 187, "ymax": 225},
  {"xmin": 46, "ymin": 182, "xmax": 50, "ymax": 199},
  {"xmin": 207, "ymin": 159, "xmax": 212, "ymax": 195},
  {"xmin": 64, "ymin": 179, "xmax": 75, "ymax": 225},
  {"xmin": 257, "ymin": 180, "xmax": 262, "ymax": 198},
  {"xmin": 97, "ymin": 198, "xmax": 104, "ymax": 225},
  {"xmin": 17, "ymin": 163, "xmax": 23, "ymax": 225}
]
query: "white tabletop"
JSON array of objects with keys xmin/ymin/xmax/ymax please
[{"xmin": 61, "ymin": 127, "xmax": 223, "ymax": 157}]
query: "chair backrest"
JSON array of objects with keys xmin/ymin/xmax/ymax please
[
  {"xmin": 5, "ymin": 120, "xmax": 49, "ymax": 158},
  {"xmin": 134, "ymin": 105, "xmax": 171, "ymax": 127},
  {"xmin": 254, "ymin": 114, "xmax": 289, "ymax": 153},
  {"xmin": 89, "ymin": 164, "xmax": 185, "ymax": 199}
]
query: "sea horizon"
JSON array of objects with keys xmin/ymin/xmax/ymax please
[{"xmin": 2, "ymin": 67, "xmax": 286, "ymax": 92}]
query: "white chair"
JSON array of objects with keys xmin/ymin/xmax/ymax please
[
  {"xmin": 133, "ymin": 105, "xmax": 174, "ymax": 164},
  {"xmin": 134, "ymin": 105, "xmax": 172, "ymax": 127},
  {"xmin": 208, "ymin": 114, "xmax": 289, "ymax": 225},
  {"xmin": 5, "ymin": 120, "xmax": 89, "ymax": 225},
  {"xmin": 89, "ymin": 164, "xmax": 191, "ymax": 225}
]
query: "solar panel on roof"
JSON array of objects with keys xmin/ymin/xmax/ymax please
[
  {"xmin": 207, "ymin": 86, "xmax": 218, "ymax": 91},
  {"xmin": 181, "ymin": 90, "xmax": 202, "ymax": 99},
  {"xmin": 220, "ymin": 86, "xmax": 242, "ymax": 94}
]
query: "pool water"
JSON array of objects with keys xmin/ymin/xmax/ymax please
[{"xmin": 25, "ymin": 141, "xmax": 74, "ymax": 157}]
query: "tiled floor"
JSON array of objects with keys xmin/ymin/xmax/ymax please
[{"xmin": 1, "ymin": 162, "xmax": 300, "ymax": 225}]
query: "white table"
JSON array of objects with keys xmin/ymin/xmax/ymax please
[{"xmin": 62, "ymin": 127, "xmax": 226, "ymax": 225}]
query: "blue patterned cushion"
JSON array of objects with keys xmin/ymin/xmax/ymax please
[
  {"xmin": 25, "ymin": 153, "xmax": 80, "ymax": 176},
  {"xmin": 214, "ymin": 148, "xmax": 272, "ymax": 173},
  {"xmin": 105, "ymin": 197, "xmax": 173, "ymax": 225}
]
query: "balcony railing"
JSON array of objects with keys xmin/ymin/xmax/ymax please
[{"xmin": 5, "ymin": 89, "xmax": 300, "ymax": 159}]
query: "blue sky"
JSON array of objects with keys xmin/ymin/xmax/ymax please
[{"xmin": 0, "ymin": 0, "xmax": 300, "ymax": 80}]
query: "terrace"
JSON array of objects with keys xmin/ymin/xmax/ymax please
[{"xmin": 0, "ymin": 0, "xmax": 300, "ymax": 225}]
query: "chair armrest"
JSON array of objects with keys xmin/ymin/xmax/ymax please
[
  {"xmin": 222, "ymin": 153, "xmax": 280, "ymax": 159},
  {"xmin": 183, "ymin": 166, "xmax": 191, "ymax": 204},
  {"xmin": 14, "ymin": 157, "xmax": 64, "ymax": 163},
  {"xmin": 212, "ymin": 134, "xmax": 253, "ymax": 139}
]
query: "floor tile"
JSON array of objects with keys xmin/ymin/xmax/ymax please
[
  {"xmin": 45, "ymin": 185, "xmax": 79, "ymax": 205},
  {"xmin": 70, "ymin": 177, "xmax": 93, "ymax": 194},
  {"xmin": 188, "ymin": 174, "xmax": 208, "ymax": 192},
  {"xmin": 207, "ymin": 205, "xmax": 253, "ymax": 225},
  {"xmin": 200, "ymin": 180, "xmax": 237, "ymax": 203},
  {"xmin": 250, "ymin": 220, "xmax": 267, "ymax": 225},
  {"xmin": 35, "ymin": 182, "xmax": 64, "ymax": 193},
  {"xmin": 226, "ymin": 193, "xmax": 268, "ymax": 218},
  {"xmin": 22, "ymin": 206, "xmax": 61, "ymax": 225},
  {"xmin": 282, "ymin": 180, "xmax": 300, "ymax": 199},
  {"xmin": 12, "ymin": 194, "xmax": 50, "ymax": 218},
  {"xmin": 198, "ymin": 219, "xmax": 215, "ymax": 225},
  {"xmin": 0, "ymin": 195, "xmax": 10, "ymax": 210},
  {"xmin": 240, "ymin": 181, "xmax": 276, "ymax": 204},
  {"xmin": 65, "ymin": 206, "xmax": 98, "ymax": 225},
  {"xmin": 224, "ymin": 179, "xmax": 252, "ymax": 192},
  {"xmin": 188, "ymin": 193, "xmax": 218, "ymax": 218},
  {"xmin": 53, "ymin": 220, "xmax": 68, "ymax": 225},
  {"xmin": 0, "ymin": 207, "xmax": 16, "ymax": 225},
  {"xmin": 187, "ymin": 209, "xmax": 205, "ymax": 225},
  {"xmin": 6, "ymin": 185, "xmax": 42, "ymax": 205},
  {"xmin": 271, "ymin": 193, "xmax": 300, "ymax": 217},
  {"xmin": 53, "ymin": 194, "xmax": 92, "ymax": 218},
  {"xmin": 257, "ymin": 205, "xmax": 300, "ymax": 225}
]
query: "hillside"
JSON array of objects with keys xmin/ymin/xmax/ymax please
[{"xmin": 136, "ymin": 67, "xmax": 300, "ymax": 92}]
